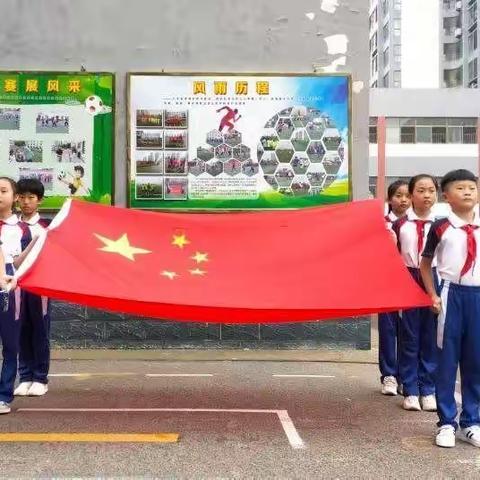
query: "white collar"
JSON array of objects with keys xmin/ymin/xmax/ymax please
[
  {"xmin": 406, "ymin": 207, "xmax": 436, "ymax": 222},
  {"xmin": 20, "ymin": 213, "xmax": 40, "ymax": 225},
  {"xmin": 0, "ymin": 214, "xmax": 19, "ymax": 226},
  {"xmin": 448, "ymin": 211, "xmax": 480, "ymax": 228},
  {"xmin": 387, "ymin": 211, "xmax": 398, "ymax": 222}
]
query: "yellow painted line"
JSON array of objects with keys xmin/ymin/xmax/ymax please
[{"xmin": 0, "ymin": 433, "xmax": 179, "ymax": 443}]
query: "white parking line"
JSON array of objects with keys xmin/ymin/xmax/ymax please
[
  {"xmin": 145, "ymin": 374, "xmax": 214, "ymax": 378},
  {"xmin": 17, "ymin": 407, "xmax": 306, "ymax": 450},
  {"xmin": 49, "ymin": 373, "xmax": 214, "ymax": 378},
  {"xmin": 272, "ymin": 374, "xmax": 336, "ymax": 379}
]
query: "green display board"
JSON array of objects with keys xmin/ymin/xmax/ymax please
[
  {"xmin": 0, "ymin": 71, "xmax": 114, "ymax": 209},
  {"xmin": 128, "ymin": 73, "xmax": 351, "ymax": 210}
]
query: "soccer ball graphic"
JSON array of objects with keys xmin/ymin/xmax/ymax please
[
  {"xmin": 57, "ymin": 170, "xmax": 66, "ymax": 180},
  {"xmin": 85, "ymin": 95, "xmax": 111, "ymax": 116},
  {"xmin": 258, "ymin": 106, "xmax": 345, "ymax": 195}
]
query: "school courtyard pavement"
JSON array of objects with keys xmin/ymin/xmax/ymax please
[{"xmin": 0, "ymin": 345, "xmax": 477, "ymax": 479}]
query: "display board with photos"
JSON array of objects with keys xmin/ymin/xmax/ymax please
[
  {"xmin": 128, "ymin": 73, "xmax": 351, "ymax": 210},
  {"xmin": 0, "ymin": 71, "xmax": 114, "ymax": 209}
]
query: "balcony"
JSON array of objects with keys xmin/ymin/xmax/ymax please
[{"xmin": 443, "ymin": 53, "xmax": 464, "ymax": 68}]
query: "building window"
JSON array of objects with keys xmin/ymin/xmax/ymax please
[
  {"xmin": 383, "ymin": 72, "xmax": 389, "ymax": 87},
  {"xmin": 383, "ymin": 23, "xmax": 389, "ymax": 41},
  {"xmin": 371, "ymin": 54, "xmax": 378, "ymax": 76},
  {"xmin": 416, "ymin": 126, "xmax": 432, "ymax": 143},
  {"xmin": 369, "ymin": 7, "xmax": 378, "ymax": 30},
  {"xmin": 432, "ymin": 126, "xmax": 447, "ymax": 143},
  {"xmin": 369, "ymin": 126, "xmax": 378, "ymax": 144},
  {"xmin": 468, "ymin": 58, "xmax": 478, "ymax": 83},
  {"xmin": 394, "ymin": 44, "xmax": 401, "ymax": 63},
  {"xmin": 393, "ymin": 19, "xmax": 401, "ymax": 36},
  {"xmin": 383, "ymin": 47, "xmax": 389, "ymax": 66},
  {"xmin": 447, "ymin": 126, "xmax": 463, "ymax": 143},
  {"xmin": 463, "ymin": 126, "xmax": 477, "ymax": 143},
  {"xmin": 444, "ymin": 42, "xmax": 463, "ymax": 61},
  {"xmin": 393, "ymin": 70, "xmax": 401, "ymax": 87},
  {"xmin": 444, "ymin": 67, "xmax": 463, "ymax": 87},
  {"xmin": 400, "ymin": 126, "xmax": 415, "ymax": 143},
  {"xmin": 394, "ymin": 0, "xmax": 401, "ymax": 10},
  {"xmin": 370, "ymin": 32, "xmax": 378, "ymax": 53},
  {"xmin": 468, "ymin": 30, "xmax": 478, "ymax": 53}
]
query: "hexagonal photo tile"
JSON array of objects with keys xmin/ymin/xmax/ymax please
[
  {"xmin": 291, "ymin": 175, "xmax": 311, "ymax": 196},
  {"xmin": 278, "ymin": 187, "xmax": 294, "ymax": 196},
  {"xmin": 278, "ymin": 107, "xmax": 293, "ymax": 116},
  {"xmin": 264, "ymin": 114, "xmax": 279, "ymax": 129},
  {"xmin": 290, "ymin": 128, "xmax": 310, "ymax": 151},
  {"xmin": 232, "ymin": 144, "xmax": 250, "ymax": 161},
  {"xmin": 291, "ymin": 106, "xmax": 309, "ymax": 128},
  {"xmin": 274, "ymin": 165, "xmax": 295, "ymax": 187},
  {"xmin": 323, "ymin": 152, "xmax": 342, "ymax": 176},
  {"xmin": 305, "ymin": 118, "xmax": 326, "ymax": 140},
  {"xmin": 260, "ymin": 151, "xmax": 279, "ymax": 174},
  {"xmin": 223, "ymin": 129, "xmax": 242, "ymax": 147},
  {"xmin": 197, "ymin": 144, "xmax": 214, "ymax": 161},
  {"xmin": 275, "ymin": 140, "xmax": 295, "ymax": 163},
  {"xmin": 323, "ymin": 175, "xmax": 337, "ymax": 190},
  {"xmin": 290, "ymin": 152, "xmax": 310, "ymax": 175},
  {"xmin": 338, "ymin": 141, "xmax": 346, "ymax": 161},
  {"xmin": 264, "ymin": 175, "xmax": 279, "ymax": 190},
  {"xmin": 260, "ymin": 132, "xmax": 280, "ymax": 151},
  {"xmin": 306, "ymin": 163, "xmax": 326, "ymax": 187},
  {"xmin": 188, "ymin": 158, "xmax": 206, "ymax": 176},
  {"xmin": 205, "ymin": 159, "xmax": 224, "ymax": 177},
  {"xmin": 276, "ymin": 117, "xmax": 295, "ymax": 140},
  {"xmin": 310, "ymin": 186, "xmax": 324, "ymax": 196},
  {"xmin": 224, "ymin": 158, "xmax": 242, "ymax": 176},
  {"xmin": 242, "ymin": 160, "xmax": 259, "ymax": 177},
  {"xmin": 206, "ymin": 129, "xmax": 223, "ymax": 148},
  {"xmin": 257, "ymin": 143, "xmax": 264, "ymax": 162},
  {"xmin": 322, "ymin": 128, "xmax": 342, "ymax": 151},
  {"xmin": 215, "ymin": 143, "xmax": 233, "ymax": 161},
  {"xmin": 307, "ymin": 141, "xmax": 326, "ymax": 163}
]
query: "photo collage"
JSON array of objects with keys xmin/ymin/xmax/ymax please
[
  {"xmin": 1, "ymin": 106, "xmax": 89, "ymax": 196},
  {"xmin": 134, "ymin": 109, "xmax": 189, "ymax": 200}
]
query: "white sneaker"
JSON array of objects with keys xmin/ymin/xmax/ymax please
[
  {"xmin": 381, "ymin": 376, "xmax": 398, "ymax": 396},
  {"xmin": 403, "ymin": 395, "xmax": 421, "ymax": 411},
  {"xmin": 27, "ymin": 382, "xmax": 48, "ymax": 396},
  {"xmin": 14, "ymin": 382, "xmax": 32, "ymax": 396},
  {"xmin": 0, "ymin": 401, "xmax": 11, "ymax": 414},
  {"xmin": 459, "ymin": 426, "xmax": 480, "ymax": 448},
  {"xmin": 436, "ymin": 425, "xmax": 456, "ymax": 448},
  {"xmin": 421, "ymin": 395, "xmax": 437, "ymax": 412}
]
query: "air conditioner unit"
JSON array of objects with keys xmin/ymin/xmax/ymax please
[
  {"xmin": 456, "ymin": 1, "xmax": 462, "ymax": 11},
  {"xmin": 455, "ymin": 28, "xmax": 463, "ymax": 37}
]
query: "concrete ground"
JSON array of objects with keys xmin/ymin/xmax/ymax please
[{"xmin": 0, "ymin": 358, "xmax": 477, "ymax": 479}]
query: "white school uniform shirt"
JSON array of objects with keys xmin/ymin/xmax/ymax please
[
  {"xmin": 20, "ymin": 213, "xmax": 49, "ymax": 237},
  {"xmin": 393, "ymin": 208, "xmax": 436, "ymax": 269},
  {"xmin": 422, "ymin": 211, "xmax": 480, "ymax": 286},
  {"xmin": 0, "ymin": 214, "xmax": 24, "ymax": 265}
]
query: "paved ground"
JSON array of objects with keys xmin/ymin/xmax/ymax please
[{"xmin": 0, "ymin": 359, "xmax": 478, "ymax": 479}]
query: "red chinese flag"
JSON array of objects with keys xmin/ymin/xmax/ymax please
[{"xmin": 17, "ymin": 199, "xmax": 431, "ymax": 323}]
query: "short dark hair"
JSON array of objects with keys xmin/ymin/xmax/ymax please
[
  {"xmin": 387, "ymin": 180, "xmax": 408, "ymax": 201},
  {"xmin": 0, "ymin": 177, "xmax": 17, "ymax": 195},
  {"xmin": 441, "ymin": 169, "xmax": 478, "ymax": 192},
  {"xmin": 74, "ymin": 165, "xmax": 85, "ymax": 176},
  {"xmin": 17, "ymin": 178, "xmax": 45, "ymax": 199},
  {"xmin": 408, "ymin": 174, "xmax": 439, "ymax": 194}
]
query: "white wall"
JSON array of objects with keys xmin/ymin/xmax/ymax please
[{"xmin": 401, "ymin": 0, "xmax": 441, "ymax": 88}]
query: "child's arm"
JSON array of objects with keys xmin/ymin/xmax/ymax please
[
  {"xmin": 420, "ymin": 257, "xmax": 441, "ymax": 314},
  {"xmin": 13, "ymin": 236, "xmax": 39, "ymax": 270}
]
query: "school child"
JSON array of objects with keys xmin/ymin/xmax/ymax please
[
  {"xmin": 0, "ymin": 177, "xmax": 31, "ymax": 414},
  {"xmin": 379, "ymin": 180, "xmax": 411, "ymax": 395},
  {"xmin": 420, "ymin": 169, "xmax": 480, "ymax": 448},
  {"xmin": 14, "ymin": 178, "xmax": 51, "ymax": 397},
  {"xmin": 392, "ymin": 174, "xmax": 439, "ymax": 412}
]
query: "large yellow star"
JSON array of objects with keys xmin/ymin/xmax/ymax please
[
  {"xmin": 191, "ymin": 252, "xmax": 209, "ymax": 264},
  {"xmin": 94, "ymin": 233, "xmax": 151, "ymax": 261},
  {"xmin": 161, "ymin": 270, "xmax": 178, "ymax": 280},
  {"xmin": 172, "ymin": 233, "xmax": 190, "ymax": 249},
  {"xmin": 189, "ymin": 268, "xmax": 206, "ymax": 276}
]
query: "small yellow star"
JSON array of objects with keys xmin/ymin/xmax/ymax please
[
  {"xmin": 161, "ymin": 270, "xmax": 178, "ymax": 280},
  {"xmin": 189, "ymin": 268, "xmax": 206, "ymax": 276},
  {"xmin": 172, "ymin": 233, "xmax": 190, "ymax": 249},
  {"xmin": 191, "ymin": 252, "xmax": 209, "ymax": 264},
  {"xmin": 94, "ymin": 233, "xmax": 151, "ymax": 261}
]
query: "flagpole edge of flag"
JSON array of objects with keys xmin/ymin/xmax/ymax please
[{"xmin": 48, "ymin": 198, "xmax": 72, "ymax": 231}]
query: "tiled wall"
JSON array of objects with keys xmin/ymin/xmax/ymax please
[{"xmin": 51, "ymin": 301, "xmax": 371, "ymax": 350}]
